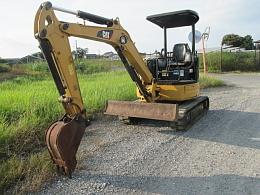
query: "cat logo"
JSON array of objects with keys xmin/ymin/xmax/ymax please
[{"xmin": 97, "ymin": 30, "xmax": 114, "ymax": 40}]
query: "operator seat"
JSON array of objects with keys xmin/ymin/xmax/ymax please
[{"xmin": 172, "ymin": 43, "xmax": 191, "ymax": 66}]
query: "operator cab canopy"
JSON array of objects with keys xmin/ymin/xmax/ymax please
[
  {"xmin": 146, "ymin": 10, "xmax": 199, "ymax": 29},
  {"xmin": 146, "ymin": 10, "xmax": 199, "ymax": 54}
]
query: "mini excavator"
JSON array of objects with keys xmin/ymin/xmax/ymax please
[{"xmin": 34, "ymin": 2, "xmax": 209, "ymax": 178}]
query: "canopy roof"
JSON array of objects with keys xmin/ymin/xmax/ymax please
[{"xmin": 146, "ymin": 10, "xmax": 199, "ymax": 29}]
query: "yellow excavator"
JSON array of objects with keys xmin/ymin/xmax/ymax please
[{"xmin": 34, "ymin": 2, "xmax": 209, "ymax": 178}]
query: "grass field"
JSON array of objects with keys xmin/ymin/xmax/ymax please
[
  {"xmin": 0, "ymin": 60, "xmax": 224, "ymax": 193},
  {"xmin": 198, "ymin": 52, "xmax": 260, "ymax": 73},
  {"xmin": 0, "ymin": 70, "xmax": 136, "ymax": 193}
]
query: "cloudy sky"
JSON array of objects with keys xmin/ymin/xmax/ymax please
[{"xmin": 0, "ymin": 0, "xmax": 259, "ymax": 58}]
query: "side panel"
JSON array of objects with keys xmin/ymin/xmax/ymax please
[
  {"xmin": 158, "ymin": 83, "xmax": 200, "ymax": 101},
  {"xmin": 137, "ymin": 83, "xmax": 200, "ymax": 102}
]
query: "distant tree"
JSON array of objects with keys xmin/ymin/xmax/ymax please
[
  {"xmin": 222, "ymin": 34, "xmax": 254, "ymax": 50},
  {"xmin": 241, "ymin": 35, "xmax": 253, "ymax": 50},
  {"xmin": 72, "ymin": 47, "xmax": 88, "ymax": 58},
  {"xmin": 222, "ymin": 34, "xmax": 242, "ymax": 47}
]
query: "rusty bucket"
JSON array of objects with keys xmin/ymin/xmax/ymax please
[{"xmin": 45, "ymin": 115, "xmax": 90, "ymax": 178}]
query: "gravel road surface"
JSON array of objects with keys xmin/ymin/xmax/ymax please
[{"xmin": 37, "ymin": 74, "xmax": 260, "ymax": 195}]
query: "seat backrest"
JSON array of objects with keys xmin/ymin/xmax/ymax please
[
  {"xmin": 173, "ymin": 44, "xmax": 186, "ymax": 61},
  {"xmin": 173, "ymin": 44, "xmax": 191, "ymax": 63}
]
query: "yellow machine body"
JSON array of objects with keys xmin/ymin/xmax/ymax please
[{"xmin": 137, "ymin": 83, "xmax": 200, "ymax": 102}]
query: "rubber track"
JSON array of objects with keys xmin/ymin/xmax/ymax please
[{"xmin": 170, "ymin": 96, "xmax": 209, "ymax": 131}]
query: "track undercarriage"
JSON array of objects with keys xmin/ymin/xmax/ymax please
[{"xmin": 169, "ymin": 96, "xmax": 209, "ymax": 131}]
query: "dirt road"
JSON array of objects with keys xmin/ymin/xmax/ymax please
[{"xmin": 38, "ymin": 74, "xmax": 260, "ymax": 195}]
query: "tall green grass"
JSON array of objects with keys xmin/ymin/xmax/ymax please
[
  {"xmin": 0, "ymin": 70, "xmax": 135, "ymax": 192},
  {"xmin": 0, "ymin": 71, "xmax": 135, "ymax": 156},
  {"xmin": 199, "ymin": 74, "xmax": 225, "ymax": 88},
  {"xmin": 75, "ymin": 59, "xmax": 123, "ymax": 74},
  {"xmin": 11, "ymin": 59, "xmax": 123, "ymax": 76},
  {"xmin": 199, "ymin": 52, "xmax": 259, "ymax": 72},
  {"xmin": 0, "ymin": 65, "xmax": 11, "ymax": 73},
  {"xmin": 79, "ymin": 71, "xmax": 136, "ymax": 117}
]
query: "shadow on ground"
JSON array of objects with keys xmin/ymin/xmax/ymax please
[{"xmin": 82, "ymin": 173, "xmax": 260, "ymax": 195}]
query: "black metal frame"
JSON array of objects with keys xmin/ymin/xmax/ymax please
[{"xmin": 146, "ymin": 10, "xmax": 199, "ymax": 84}]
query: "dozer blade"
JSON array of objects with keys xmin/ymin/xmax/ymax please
[
  {"xmin": 104, "ymin": 100, "xmax": 178, "ymax": 121},
  {"xmin": 45, "ymin": 115, "xmax": 90, "ymax": 178},
  {"xmin": 104, "ymin": 96, "xmax": 209, "ymax": 131}
]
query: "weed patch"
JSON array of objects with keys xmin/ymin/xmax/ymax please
[
  {"xmin": 199, "ymin": 74, "xmax": 225, "ymax": 88},
  {"xmin": 0, "ymin": 65, "xmax": 11, "ymax": 73}
]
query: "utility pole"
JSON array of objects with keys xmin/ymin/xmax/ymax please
[
  {"xmin": 201, "ymin": 27, "xmax": 210, "ymax": 75},
  {"xmin": 75, "ymin": 40, "xmax": 78, "ymax": 60}
]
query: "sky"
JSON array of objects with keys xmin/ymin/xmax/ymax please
[{"xmin": 0, "ymin": 0, "xmax": 259, "ymax": 58}]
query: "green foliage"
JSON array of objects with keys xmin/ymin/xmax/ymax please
[
  {"xmin": 74, "ymin": 59, "xmax": 111, "ymax": 74},
  {"xmin": 12, "ymin": 59, "xmax": 123, "ymax": 77},
  {"xmin": 78, "ymin": 72, "xmax": 136, "ymax": 117},
  {"xmin": 199, "ymin": 74, "xmax": 225, "ymax": 88},
  {"xmin": 222, "ymin": 33, "xmax": 253, "ymax": 50},
  {"xmin": 0, "ymin": 152, "xmax": 56, "ymax": 193},
  {"xmin": 0, "ymin": 71, "xmax": 135, "ymax": 159},
  {"xmin": 222, "ymin": 34, "xmax": 242, "ymax": 47},
  {"xmin": 199, "ymin": 52, "xmax": 258, "ymax": 72},
  {"xmin": 0, "ymin": 77, "xmax": 62, "ymax": 156},
  {"xmin": 25, "ymin": 62, "xmax": 50, "ymax": 76},
  {"xmin": 0, "ymin": 59, "xmax": 7, "ymax": 64},
  {"xmin": 0, "ymin": 156, "xmax": 25, "ymax": 191},
  {"xmin": 11, "ymin": 62, "xmax": 50, "ymax": 77},
  {"xmin": 0, "ymin": 65, "xmax": 11, "ymax": 73},
  {"xmin": 72, "ymin": 47, "xmax": 88, "ymax": 58},
  {"xmin": 241, "ymin": 35, "xmax": 254, "ymax": 50}
]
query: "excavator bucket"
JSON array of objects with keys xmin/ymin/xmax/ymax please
[
  {"xmin": 45, "ymin": 115, "xmax": 90, "ymax": 178},
  {"xmin": 104, "ymin": 100, "xmax": 178, "ymax": 121}
]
